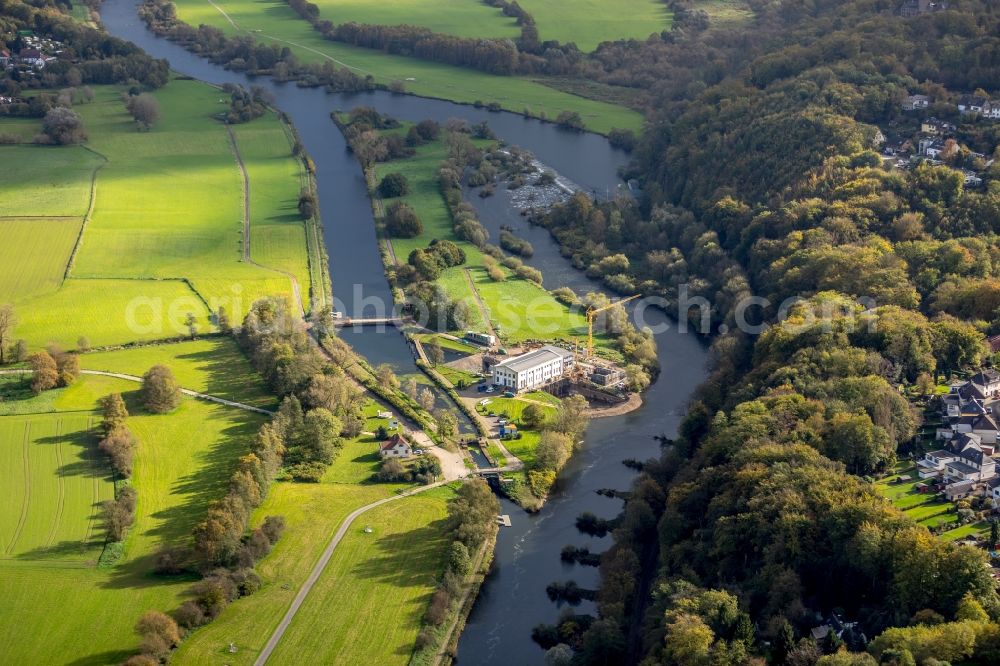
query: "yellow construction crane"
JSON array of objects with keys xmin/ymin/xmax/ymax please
[{"xmin": 586, "ymin": 294, "xmax": 640, "ymax": 359}]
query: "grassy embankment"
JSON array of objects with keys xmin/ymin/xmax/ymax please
[
  {"xmin": 170, "ymin": 0, "xmax": 645, "ymax": 135},
  {"xmin": 0, "ymin": 77, "xmax": 312, "ymax": 349}
]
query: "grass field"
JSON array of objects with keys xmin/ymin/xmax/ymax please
[
  {"xmin": 0, "ymin": 78, "xmax": 312, "ymax": 349},
  {"xmin": 311, "ymin": 0, "xmax": 520, "ymax": 39},
  {"xmin": 80, "ymin": 337, "xmax": 276, "ymax": 409},
  {"xmin": 0, "ymin": 218, "xmax": 83, "ymax": 301},
  {"xmin": 232, "ymin": 116, "xmax": 313, "ymax": 311},
  {"xmin": 479, "ymin": 395, "xmax": 557, "ymax": 467},
  {"xmin": 0, "ymin": 371, "xmax": 267, "ymax": 663},
  {"xmin": 172, "ymin": 0, "xmax": 643, "ymax": 134},
  {"xmin": 517, "ymin": 0, "xmax": 671, "ymax": 51},
  {"xmin": 173, "ymin": 436, "xmax": 454, "ymax": 665},
  {"xmin": 0, "ymin": 144, "xmax": 102, "ymax": 217},
  {"xmin": 0, "ymin": 413, "xmax": 112, "ymax": 563},
  {"xmin": 266, "ymin": 485, "xmax": 454, "ymax": 665},
  {"xmin": 11, "ymin": 278, "xmax": 213, "ymax": 349}
]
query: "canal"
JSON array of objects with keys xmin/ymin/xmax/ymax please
[{"xmin": 97, "ymin": 2, "xmax": 710, "ymax": 661}]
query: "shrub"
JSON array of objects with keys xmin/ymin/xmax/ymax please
[
  {"xmin": 378, "ymin": 172, "xmax": 410, "ymax": 197},
  {"xmin": 385, "ymin": 201, "xmax": 423, "ymax": 238}
]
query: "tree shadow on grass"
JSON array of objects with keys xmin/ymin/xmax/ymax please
[
  {"xmin": 99, "ymin": 414, "xmax": 259, "ymax": 591},
  {"xmin": 64, "ymin": 648, "xmax": 135, "ymax": 666},
  {"xmin": 13, "ymin": 538, "xmax": 100, "ymax": 562},
  {"xmin": 35, "ymin": 425, "xmax": 114, "ymax": 482},
  {"xmin": 349, "ymin": 517, "xmax": 451, "ymax": 589},
  {"xmin": 174, "ymin": 345, "xmax": 276, "ymax": 409}
]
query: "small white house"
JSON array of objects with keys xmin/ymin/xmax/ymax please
[{"xmin": 379, "ymin": 434, "xmax": 411, "ymax": 459}]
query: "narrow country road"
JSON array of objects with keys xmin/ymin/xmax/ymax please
[
  {"xmin": 253, "ymin": 480, "xmax": 450, "ymax": 666},
  {"xmin": 0, "ymin": 368, "xmax": 273, "ymax": 415}
]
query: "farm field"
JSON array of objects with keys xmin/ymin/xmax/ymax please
[
  {"xmin": 0, "ymin": 144, "xmax": 102, "ymax": 217},
  {"xmin": 172, "ymin": 435, "xmax": 441, "ymax": 664},
  {"xmin": 310, "ymin": 0, "xmax": 520, "ymax": 39},
  {"xmin": 0, "ymin": 218, "xmax": 82, "ymax": 301},
  {"xmin": 0, "ymin": 77, "xmax": 312, "ymax": 350},
  {"xmin": 517, "ymin": 0, "xmax": 671, "ymax": 51},
  {"xmin": 0, "ymin": 413, "xmax": 111, "ymax": 564},
  {"xmin": 80, "ymin": 337, "xmax": 276, "ymax": 409},
  {"xmin": 171, "ymin": 0, "xmax": 643, "ymax": 134},
  {"xmin": 0, "ymin": 371, "xmax": 266, "ymax": 663}
]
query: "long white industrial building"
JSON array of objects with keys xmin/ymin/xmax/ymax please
[{"xmin": 491, "ymin": 345, "xmax": 574, "ymax": 392}]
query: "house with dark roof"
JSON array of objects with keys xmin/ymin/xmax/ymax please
[
  {"xmin": 902, "ymin": 94, "xmax": 932, "ymax": 111},
  {"xmin": 958, "ymin": 94, "xmax": 988, "ymax": 115}
]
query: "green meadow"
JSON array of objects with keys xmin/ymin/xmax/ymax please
[
  {"xmin": 0, "ymin": 77, "xmax": 314, "ymax": 350},
  {"xmin": 172, "ymin": 0, "xmax": 643, "ymax": 134},
  {"xmin": 310, "ymin": 0, "xmax": 520, "ymax": 39},
  {"xmin": 173, "ymin": 436, "xmax": 454, "ymax": 665},
  {"xmin": 0, "ymin": 369, "xmax": 266, "ymax": 664},
  {"xmin": 517, "ymin": 0, "xmax": 672, "ymax": 51}
]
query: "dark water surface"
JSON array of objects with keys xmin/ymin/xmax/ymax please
[{"xmin": 98, "ymin": 2, "xmax": 710, "ymax": 661}]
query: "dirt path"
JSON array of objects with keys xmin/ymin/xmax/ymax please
[
  {"xmin": 226, "ymin": 124, "xmax": 305, "ymax": 317},
  {"xmin": 253, "ymin": 480, "xmax": 449, "ymax": 666},
  {"xmin": 0, "ymin": 369, "xmax": 273, "ymax": 415},
  {"xmin": 63, "ymin": 146, "xmax": 108, "ymax": 280},
  {"xmin": 463, "ymin": 268, "xmax": 499, "ymax": 340}
]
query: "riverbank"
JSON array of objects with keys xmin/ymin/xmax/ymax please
[{"xmin": 93, "ymin": 5, "xmax": 707, "ymax": 662}]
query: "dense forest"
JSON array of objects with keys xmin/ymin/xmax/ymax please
[{"xmin": 535, "ymin": 1, "xmax": 1000, "ymax": 665}]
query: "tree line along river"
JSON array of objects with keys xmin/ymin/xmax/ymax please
[{"xmin": 98, "ymin": 0, "xmax": 709, "ymax": 661}]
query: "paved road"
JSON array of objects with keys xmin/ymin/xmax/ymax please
[
  {"xmin": 253, "ymin": 480, "xmax": 449, "ymax": 666},
  {"xmin": 0, "ymin": 368, "xmax": 273, "ymax": 415}
]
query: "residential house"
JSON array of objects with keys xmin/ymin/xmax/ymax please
[
  {"xmin": 921, "ymin": 117, "xmax": 955, "ymax": 135},
  {"xmin": 958, "ymin": 94, "xmax": 988, "ymax": 115},
  {"xmin": 902, "ymin": 94, "xmax": 932, "ymax": 111},
  {"xmin": 983, "ymin": 101, "xmax": 1000, "ymax": 120},
  {"xmin": 963, "ymin": 171, "xmax": 984, "ymax": 187},
  {"xmin": 0, "ymin": 49, "xmax": 10, "ymax": 67},
  {"xmin": 17, "ymin": 49, "xmax": 45, "ymax": 68},
  {"xmin": 379, "ymin": 434, "xmax": 412, "ymax": 458}
]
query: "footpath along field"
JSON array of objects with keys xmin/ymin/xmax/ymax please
[
  {"xmin": 171, "ymin": 0, "xmax": 644, "ymax": 134},
  {"xmin": 0, "ymin": 77, "xmax": 313, "ymax": 349}
]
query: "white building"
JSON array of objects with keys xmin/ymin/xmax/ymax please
[{"xmin": 491, "ymin": 345, "xmax": 574, "ymax": 392}]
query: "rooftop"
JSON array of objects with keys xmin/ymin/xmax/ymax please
[{"xmin": 494, "ymin": 345, "xmax": 573, "ymax": 374}]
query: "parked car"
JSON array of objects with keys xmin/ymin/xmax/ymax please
[
  {"xmin": 503, "ymin": 391, "xmax": 515, "ymax": 398},
  {"xmin": 486, "ymin": 387, "xmax": 496, "ymax": 393},
  {"xmin": 414, "ymin": 449, "xmax": 424, "ymax": 455},
  {"xmin": 477, "ymin": 384, "xmax": 488, "ymax": 392}
]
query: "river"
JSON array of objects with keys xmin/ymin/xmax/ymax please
[{"xmin": 98, "ymin": 2, "xmax": 709, "ymax": 662}]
